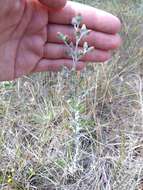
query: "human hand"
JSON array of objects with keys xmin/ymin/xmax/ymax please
[{"xmin": 0, "ymin": 0, "xmax": 121, "ymax": 81}]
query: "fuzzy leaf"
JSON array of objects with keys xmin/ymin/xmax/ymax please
[
  {"xmin": 83, "ymin": 42, "xmax": 88, "ymax": 50},
  {"xmin": 57, "ymin": 32, "xmax": 69, "ymax": 43},
  {"xmin": 86, "ymin": 46, "xmax": 94, "ymax": 53},
  {"xmin": 72, "ymin": 14, "xmax": 82, "ymax": 26},
  {"xmin": 81, "ymin": 24, "xmax": 87, "ymax": 32}
]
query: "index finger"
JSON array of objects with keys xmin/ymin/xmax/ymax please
[
  {"xmin": 39, "ymin": 0, "xmax": 67, "ymax": 10},
  {"xmin": 48, "ymin": 1, "xmax": 121, "ymax": 34}
]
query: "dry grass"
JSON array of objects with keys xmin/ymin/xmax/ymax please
[{"xmin": 0, "ymin": 0, "xmax": 143, "ymax": 189}]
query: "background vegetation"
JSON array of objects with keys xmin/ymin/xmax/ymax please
[{"xmin": 0, "ymin": 0, "xmax": 143, "ymax": 189}]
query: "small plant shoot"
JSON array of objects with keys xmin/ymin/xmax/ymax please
[
  {"xmin": 58, "ymin": 14, "xmax": 94, "ymax": 69},
  {"xmin": 57, "ymin": 15, "xmax": 95, "ymax": 172}
]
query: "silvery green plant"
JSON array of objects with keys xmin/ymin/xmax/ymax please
[
  {"xmin": 57, "ymin": 15, "xmax": 94, "ymax": 172},
  {"xmin": 58, "ymin": 14, "xmax": 94, "ymax": 70}
]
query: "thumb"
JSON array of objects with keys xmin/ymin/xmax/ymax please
[{"xmin": 39, "ymin": 0, "xmax": 67, "ymax": 10}]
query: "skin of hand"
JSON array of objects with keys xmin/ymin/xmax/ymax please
[{"xmin": 0, "ymin": 0, "xmax": 122, "ymax": 81}]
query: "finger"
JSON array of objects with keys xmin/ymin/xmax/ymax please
[
  {"xmin": 48, "ymin": 1, "xmax": 121, "ymax": 34},
  {"xmin": 33, "ymin": 59, "xmax": 85, "ymax": 73},
  {"xmin": 47, "ymin": 24, "xmax": 122, "ymax": 50},
  {"xmin": 39, "ymin": 0, "xmax": 67, "ymax": 10},
  {"xmin": 44, "ymin": 43, "xmax": 111, "ymax": 62}
]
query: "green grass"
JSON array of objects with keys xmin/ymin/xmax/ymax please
[{"xmin": 0, "ymin": 0, "xmax": 143, "ymax": 190}]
